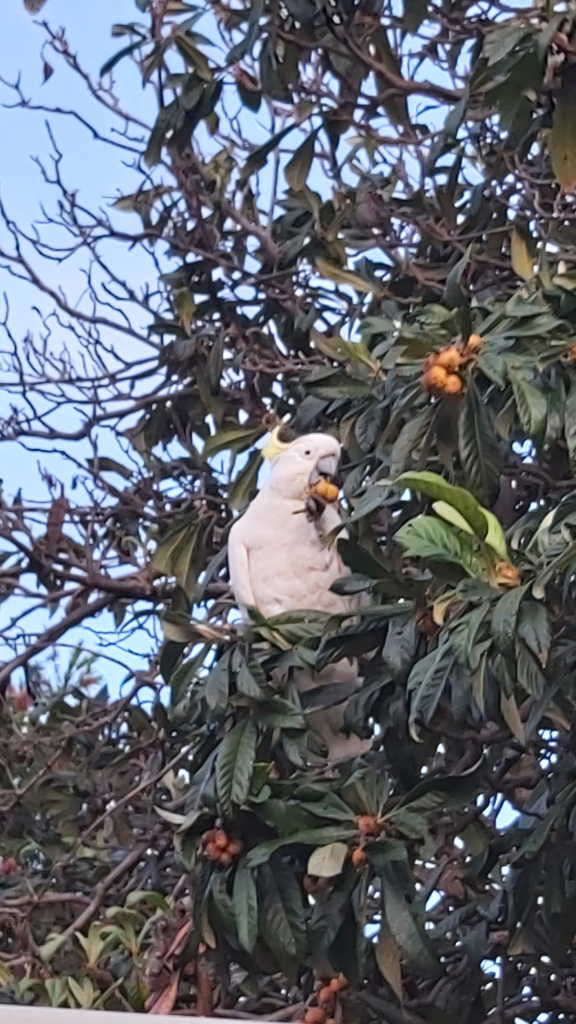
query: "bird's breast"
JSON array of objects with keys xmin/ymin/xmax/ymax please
[{"xmin": 243, "ymin": 497, "xmax": 350, "ymax": 617}]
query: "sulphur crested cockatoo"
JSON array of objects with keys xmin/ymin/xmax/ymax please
[{"xmin": 228, "ymin": 430, "xmax": 371, "ymax": 762}]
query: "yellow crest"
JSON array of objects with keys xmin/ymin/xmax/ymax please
[{"xmin": 261, "ymin": 426, "xmax": 293, "ymax": 461}]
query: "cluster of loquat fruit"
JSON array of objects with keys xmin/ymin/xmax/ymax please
[
  {"xmin": 202, "ymin": 828, "xmax": 243, "ymax": 867},
  {"xmin": 420, "ymin": 333, "xmax": 483, "ymax": 397},
  {"xmin": 350, "ymin": 814, "xmax": 384, "ymax": 869},
  {"xmin": 310, "ymin": 477, "xmax": 340, "ymax": 504},
  {"xmin": 302, "ymin": 974, "xmax": 349, "ymax": 1023}
]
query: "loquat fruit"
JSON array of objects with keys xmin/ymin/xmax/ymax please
[
  {"xmin": 214, "ymin": 829, "xmax": 229, "ymax": 850},
  {"xmin": 312, "ymin": 478, "xmax": 340, "ymax": 503},
  {"xmin": 493, "ymin": 562, "xmax": 521, "ymax": 588},
  {"xmin": 444, "ymin": 374, "xmax": 463, "ymax": 395},
  {"xmin": 318, "ymin": 987, "xmax": 335, "ymax": 1006},
  {"xmin": 304, "ymin": 1009, "xmax": 326, "ymax": 1024},
  {"xmin": 436, "ymin": 346, "xmax": 462, "ymax": 372},
  {"xmin": 351, "ymin": 847, "xmax": 368, "ymax": 869},
  {"xmin": 356, "ymin": 814, "xmax": 382, "ymax": 836},
  {"xmin": 466, "ymin": 333, "xmax": 483, "ymax": 352},
  {"xmin": 424, "ymin": 364, "xmax": 448, "ymax": 391}
]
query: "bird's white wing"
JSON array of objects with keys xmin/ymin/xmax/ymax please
[{"xmin": 228, "ymin": 520, "xmax": 256, "ymax": 615}]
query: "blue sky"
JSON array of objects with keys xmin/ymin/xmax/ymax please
[{"xmin": 0, "ymin": 0, "xmax": 161, "ymax": 693}]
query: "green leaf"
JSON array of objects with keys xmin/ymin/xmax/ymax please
[
  {"xmin": 432, "ymin": 500, "xmax": 474, "ymax": 536},
  {"xmin": 205, "ymin": 651, "xmax": 231, "ymax": 711},
  {"xmin": 236, "ymin": 660, "xmax": 263, "ymax": 698},
  {"xmin": 246, "ymin": 827, "xmax": 357, "ymax": 867},
  {"xmin": 285, "ymin": 130, "xmax": 318, "ymax": 191},
  {"xmin": 228, "ymin": 449, "xmax": 263, "ymax": 511},
  {"xmin": 39, "ymin": 933, "xmax": 68, "ymax": 963},
  {"xmin": 564, "ymin": 377, "xmax": 576, "ymax": 472},
  {"xmin": 394, "ymin": 470, "xmax": 489, "ymax": 539},
  {"xmin": 492, "ymin": 584, "xmax": 528, "ymax": 652},
  {"xmin": 307, "ymin": 841, "xmax": 349, "ymax": 878},
  {"xmin": 375, "ymin": 922, "xmax": 403, "ymax": 1000},
  {"xmin": 395, "ymin": 516, "xmax": 483, "ymax": 576},
  {"xmin": 458, "ymin": 383, "xmax": 502, "ymax": 501},
  {"xmin": 240, "ymin": 124, "xmax": 295, "ymax": 184},
  {"xmin": 403, "ymin": 0, "xmax": 427, "ymax": 33},
  {"xmin": 389, "ymin": 411, "xmax": 432, "ymax": 479},
  {"xmin": 550, "ymin": 79, "xmax": 576, "ymax": 191},
  {"xmin": 518, "ymin": 600, "xmax": 551, "ymax": 668},
  {"xmin": 508, "ymin": 369, "xmax": 547, "ymax": 438},
  {"xmin": 516, "ymin": 638, "xmax": 546, "ymax": 697},
  {"xmin": 260, "ymin": 862, "xmax": 306, "ymax": 966},
  {"xmin": 68, "ymin": 976, "xmax": 95, "ymax": 1009},
  {"xmin": 516, "ymin": 803, "xmax": 563, "ymax": 858},
  {"xmin": 407, "ymin": 645, "xmax": 455, "ymax": 732},
  {"xmin": 170, "ymin": 645, "xmax": 207, "ymax": 707},
  {"xmin": 532, "ymin": 540, "xmax": 576, "ymax": 600},
  {"xmin": 233, "ymin": 861, "xmax": 259, "ymax": 953},
  {"xmin": 383, "ymin": 873, "xmax": 439, "ymax": 974},
  {"xmin": 216, "ymin": 718, "xmax": 257, "ymax": 812},
  {"xmin": 481, "ymin": 508, "xmax": 509, "ymax": 561},
  {"xmin": 100, "ymin": 40, "xmax": 142, "ymax": 77},
  {"xmin": 203, "ymin": 425, "xmax": 265, "ymax": 458}
]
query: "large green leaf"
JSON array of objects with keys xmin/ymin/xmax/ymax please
[
  {"xmin": 260, "ymin": 863, "xmax": 306, "ymax": 968},
  {"xmin": 394, "ymin": 471, "xmax": 488, "ymax": 539},
  {"xmin": 205, "ymin": 651, "xmax": 231, "ymax": 711},
  {"xmin": 233, "ymin": 861, "xmax": 259, "ymax": 953},
  {"xmin": 492, "ymin": 584, "xmax": 528, "ymax": 652},
  {"xmin": 395, "ymin": 516, "xmax": 483, "ymax": 576},
  {"xmin": 216, "ymin": 719, "xmax": 257, "ymax": 812},
  {"xmin": 518, "ymin": 600, "xmax": 551, "ymax": 668},
  {"xmin": 407, "ymin": 645, "xmax": 455, "ymax": 731},
  {"xmin": 458, "ymin": 383, "xmax": 503, "ymax": 501},
  {"xmin": 508, "ymin": 369, "xmax": 547, "ymax": 438},
  {"xmin": 383, "ymin": 872, "xmax": 439, "ymax": 975}
]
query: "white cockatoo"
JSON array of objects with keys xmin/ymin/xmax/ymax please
[{"xmin": 228, "ymin": 429, "xmax": 372, "ymax": 762}]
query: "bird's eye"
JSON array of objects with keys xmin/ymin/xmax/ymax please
[{"xmin": 304, "ymin": 449, "xmax": 311, "ymax": 456}]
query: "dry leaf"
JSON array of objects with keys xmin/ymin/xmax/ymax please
[
  {"xmin": 510, "ymin": 228, "xmax": 534, "ymax": 281},
  {"xmin": 501, "ymin": 691, "xmax": 525, "ymax": 743},
  {"xmin": 45, "ymin": 495, "xmax": 69, "ymax": 558},
  {"xmin": 149, "ymin": 973, "xmax": 179, "ymax": 1015},
  {"xmin": 196, "ymin": 955, "xmax": 213, "ymax": 1016},
  {"xmin": 307, "ymin": 842, "xmax": 349, "ymax": 879},
  {"xmin": 24, "ymin": 0, "xmax": 48, "ymax": 11},
  {"xmin": 315, "ymin": 258, "xmax": 379, "ymax": 295},
  {"xmin": 508, "ymin": 927, "xmax": 535, "ymax": 955}
]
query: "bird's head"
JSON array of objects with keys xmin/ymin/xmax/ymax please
[{"xmin": 263, "ymin": 429, "xmax": 342, "ymax": 501}]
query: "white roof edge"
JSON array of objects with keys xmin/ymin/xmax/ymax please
[{"xmin": 2, "ymin": 1010, "xmax": 277, "ymax": 1024}]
